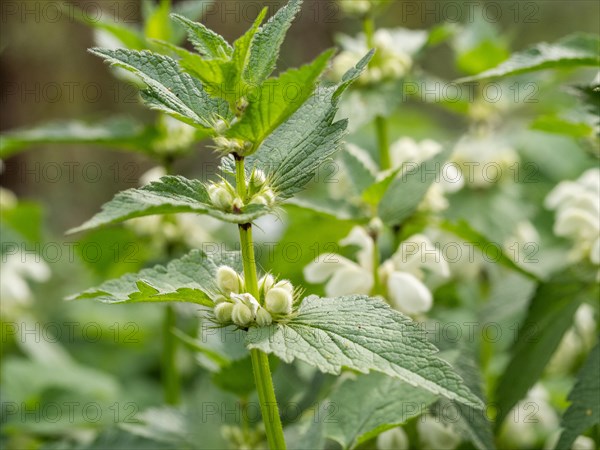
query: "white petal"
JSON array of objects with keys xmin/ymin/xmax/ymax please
[
  {"xmin": 545, "ymin": 182, "xmax": 582, "ymax": 211},
  {"xmin": 554, "ymin": 208, "xmax": 599, "ymax": 240},
  {"xmin": 326, "ymin": 266, "xmax": 373, "ymax": 297},
  {"xmin": 393, "ymin": 234, "xmax": 449, "ymax": 278},
  {"xmin": 303, "ymin": 254, "xmax": 356, "ymax": 284},
  {"xmin": 139, "ymin": 166, "xmax": 166, "ymax": 186},
  {"xmin": 386, "ymin": 272, "xmax": 432, "ymax": 314},
  {"xmin": 340, "ymin": 226, "xmax": 373, "ymax": 271}
]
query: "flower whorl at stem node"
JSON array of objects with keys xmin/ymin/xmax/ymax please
[{"xmin": 212, "ymin": 267, "xmax": 294, "ymax": 327}]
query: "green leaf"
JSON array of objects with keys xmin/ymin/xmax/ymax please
[
  {"xmin": 432, "ymin": 351, "xmax": 496, "ymax": 450},
  {"xmin": 440, "ymin": 220, "xmax": 539, "ymax": 281},
  {"xmin": 531, "ymin": 113, "xmax": 596, "ymax": 138},
  {"xmin": 458, "ymin": 33, "xmax": 600, "ymax": 82},
  {"xmin": 555, "ymin": 342, "xmax": 600, "ymax": 450},
  {"xmin": 89, "ymin": 48, "xmax": 230, "ymax": 129},
  {"xmin": 362, "ymin": 166, "xmax": 402, "ymax": 206},
  {"xmin": 226, "ymin": 49, "xmax": 334, "ymax": 145},
  {"xmin": 340, "ymin": 145, "xmax": 378, "ymax": 195},
  {"xmin": 68, "ymin": 175, "xmax": 272, "ymax": 233},
  {"xmin": 244, "ymin": 0, "xmax": 302, "ymax": 85},
  {"xmin": 378, "ymin": 147, "xmax": 451, "ymax": 226},
  {"xmin": 68, "ymin": 249, "xmax": 240, "ymax": 307},
  {"xmin": 0, "ymin": 118, "xmax": 157, "ymax": 159},
  {"xmin": 171, "ymin": 13, "xmax": 232, "ymax": 59},
  {"xmin": 494, "ymin": 272, "xmax": 598, "ymax": 426},
  {"xmin": 325, "ymin": 372, "xmax": 437, "ymax": 449},
  {"xmin": 248, "ymin": 51, "xmax": 374, "ymax": 199},
  {"xmin": 246, "ymin": 295, "xmax": 484, "ymax": 409}
]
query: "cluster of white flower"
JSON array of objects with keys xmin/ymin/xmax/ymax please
[
  {"xmin": 207, "ymin": 169, "xmax": 276, "ymax": 212},
  {"xmin": 338, "ymin": 0, "xmax": 373, "ymax": 16},
  {"xmin": 212, "ymin": 266, "xmax": 294, "ymax": 327},
  {"xmin": 0, "ymin": 178, "xmax": 50, "ymax": 318},
  {"xmin": 452, "ymin": 131, "xmax": 519, "ymax": 188},
  {"xmin": 548, "ymin": 303, "xmax": 596, "ymax": 374},
  {"xmin": 335, "ymin": 138, "xmax": 463, "ymax": 213},
  {"xmin": 332, "ymin": 28, "xmax": 427, "ymax": 84},
  {"xmin": 304, "ymin": 226, "xmax": 449, "ymax": 315},
  {"xmin": 545, "ymin": 168, "xmax": 599, "ymax": 265},
  {"xmin": 389, "ymin": 138, "xmax": 464, "ymax": 212},
  {"xmin": 212, "ymin": 136, "xmax": 252, "ymax": 156},
  {"xmin": 500, "ymin": 384, "xmax": 594, "ymax": 450},
  {"xmin": 376, "ymin": 416, "xmax": 461, "ymax": 450}
]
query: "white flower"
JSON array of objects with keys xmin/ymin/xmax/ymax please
[
  {"xmin": 265, "ymin": 287, "xmax": 293, "ymax": 315},
  {"xmin": 338, "ymin": 0, "xmax": 372, "ymax": 16},
  {"xmin": 331, "ymin": 28, "xmax": 427, "ymax": 84},
  {"xmin": 1, "ymin": 252, "xmax": 50, "ymax": 318},
  {"xmin": 214, "ymin": 302, "xmax": 234, "ymax": 323},
  {"xmin": 255, "ymin": 307, "xmax": 273, "ymax": 327},
  {"xmin": 153, "ymin": 115, "xmax": 197, "ymax": 154},
  {"xmin": 416, "ymin": 415, "xmax": 461, "ymax": 450},
  {"xmin": 216, "ymin": 266, "xmax": 241, "ymax": 294},
  {"xmin": 208, "ymin": 183, "xmax": 234, "ymax": 210},
  {"xmin": 453, "ymin": 132, "xmax": 519, "ymax": 188},
  {"xmin": 389, "ymin": 137, "xmax": 442, "ymax": 167},
  {"xmin": 545, "ymin": 168, "xmax": 600, "ymax": 265},
  {"xmin": 548, "ymin": 303, "xmax": 596, "ymax": 374},
  {"xmin": 545, "ymin": 432, "xmax": 595, "ymax": 450},
  {"xmin": 501, "ymin": 384, "xmax": 559, "ymax": 449},
  {"xmin": 304, "ymin": 227, "xmax": 449, "ymax": 315},
  {"xmin": 383, "ymin": 234, "xmax": 450, "ymax": 314},
  {"xmin": 503, "ymin": 220, "xmax": 540, "ymax": 264},
  {"xmin": 377, "ymin": 426, "xmax": 409, "ymax": 450}
]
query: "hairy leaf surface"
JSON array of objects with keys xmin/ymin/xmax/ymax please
[{"xmin": 246, "ymin": 295, "xmax": 484, "ymax": 409}]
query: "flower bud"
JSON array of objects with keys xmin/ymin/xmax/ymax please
[
  {"xmin": 214, "ymin": 119, "xmax": 228, "ymax": 135},
  {"xmin": 273, "ymin": 279, "xmax": 294, "ymax": 295},
  {"xmin": 255, "ymin": 307, "xmax": 273, "ymax": 327},
  {"xmin": 214, "ymin": 302, "xmax": 234, "ymax": 323},
  {"xmin": 231, "ymin": 302, "xmax": 253, "ymax": 327},
  {"xmin": 250, "ymin": 169, "xmax": 267, "ymax": 189},
  {"xmin": 208, "ymin": 184, "xmax": 233, "ymax": 210},
  {"xmin": 216, "ymin": 265, "xmax": 241, "ymax": 294},
  {"xmin": 259, "ymin": 274, "xmax": 275, "ymax": 293},
  {"xmin": 265, "ymin": 287, "xmax": 293, "ymax": 315},
  {"xmin": 232, "ymin": 197, "xmax": 244, "ymax": 211}
]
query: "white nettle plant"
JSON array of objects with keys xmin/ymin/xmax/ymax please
[{"xmin": 545, "ymin": 167, "xmax": 600, "ymax": 265}]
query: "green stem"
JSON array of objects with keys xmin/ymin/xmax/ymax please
[
  {"xmin": 370, "ymin": 237, "xmax": 383, "ymax": 296},
  {"xmin": 363, "ymin": 13, "xmax": 375, "ymax": 49},
  {"xmin": 160, "ymin": 156, "xmax": 180, "ymax": 405},
  {"xmin": 235, "ymin": 156, "xmax": 286, "ymax": 450},
  {"xmin": 375, "ymin": 116, "xmax": 391, "ymax": 170},
  {"xmin": 162, "ymin": 304, "xmax": 180, "ymax": 404},
  {"xmin": 235, "ymin": 154, "xmax": 247, "ymax": 201}
]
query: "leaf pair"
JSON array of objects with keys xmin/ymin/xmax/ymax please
[{"xmin": 70, "ymin": 249, "xmax": 485, "ymax": 412}]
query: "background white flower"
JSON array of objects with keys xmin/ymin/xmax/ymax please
[
  {"xmin": 332, "ymin": 28, "xmax": 427, "ymax": 84},
  {"xmin": 453, "ymin": 131, "xmax": 519, "ymax": 188},
  {"xmin": 1, "ymin": 252, "xmax": 50, "ymax": 317},
  {"xmin": 545, "ymin": 168, "xmax": 600, "ymax": 265},
  {"xmin": 377, "ymin": 426, "xmax": 409, "ymax": 450},
  {"xmin": 304, "ymin": 227, "xmax": 449, "ymax": 315},
  {"xmin": 416, "ymin": 414, "xmax": 461, "ymax": 450},
  {"xmin": 501, "ymin": 384, "xmax": 559, "ymax": 449}
]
